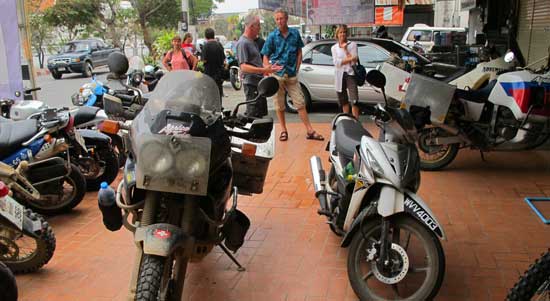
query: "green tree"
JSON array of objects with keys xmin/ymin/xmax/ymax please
[
  {"xmin": 29, "ymin": 12, "xmax": 52, "ymax": 68},
  {"xmin": 42, "ymin": 0, "xmax": 99, "ymax": 41}
]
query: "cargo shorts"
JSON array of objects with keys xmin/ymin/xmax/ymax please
[{"xmin": 273, "ymin": 74, "xmax": 305, "ymax": 112}]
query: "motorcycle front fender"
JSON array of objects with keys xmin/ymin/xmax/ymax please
[
  {"xmin": 134, "ymin": 223, "xmax": 191, "ymax": 257},
  {"xmin": 340, "ymin": 188, "xmax": 445, "ymax": 248}
]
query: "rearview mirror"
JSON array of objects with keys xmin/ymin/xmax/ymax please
[
  {"xmin": 247, "ymin": 118, "xmax": 274, "ymax": 143},
  {"xmin": 366, "ymin": 70, "xmax": 386, "ymax": 89},
  {"xmin": 257, "ymin": 77, "xmax": 279, "ymax": 98}
]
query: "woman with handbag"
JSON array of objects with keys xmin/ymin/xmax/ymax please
[{"xmin": 331, "ymin": 25, "xmax": 360, "ymax": 118}]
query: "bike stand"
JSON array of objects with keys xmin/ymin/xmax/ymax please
[
  {"xmin": 524, "ymin": 197, "xmax": 550, "ymax": 224},
  {"xmin": 218, "ymin": 243, "xmax": 246, "ymax": 272}
]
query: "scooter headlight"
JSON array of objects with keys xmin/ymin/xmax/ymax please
[
  {"xmin": 141, "ymin": 141, "xmax": 174, "ymax": 173},
  {"xmin": 364, "ymin": 148, "xmax": 384, "ymax": 177},
  {"xmin": 176, "ymin": 149, "xmax": 208, "ymax": 179}
]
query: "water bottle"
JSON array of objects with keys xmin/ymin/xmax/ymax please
[
  {"xmin": 344, "ymin": 162, "xmax": 356, "ymax": 182},
  {"xmin": 98, "ymin": 182, "xmax": 122, "ymax": 231}
]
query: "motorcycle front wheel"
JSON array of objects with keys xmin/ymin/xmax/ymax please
[
  {"xmin": 507, "ymin": 250, "xmax": 550, "ymax": 301},
  {"xmin": 229, "ymin": 68, "xmax": 241, "ymax": 90},
  {"xmin": 136, "ymin": 254, "xmax": 188, "ymax": 301},
  {"xmin": 0, "ymin": 209, "xmax": 56, "ymax": 273},
  {"xmin": 417, "ymin": 127, "xmax": 459, "ymax": 171},
  {"xmin": 347, "ymin": 215, "xmax": 445, "ymax": 300}
]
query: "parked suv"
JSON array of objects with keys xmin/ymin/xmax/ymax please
[{"xmin": 47, "ymin": 39, "xmax": 119, "ymax": 79}]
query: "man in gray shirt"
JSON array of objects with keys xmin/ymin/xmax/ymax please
[{"xmin": 236, "ymin": 14, "xmax": 282, "ymax": 117}]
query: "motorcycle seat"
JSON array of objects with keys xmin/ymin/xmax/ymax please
[
  {"xmin": 73, "ymin": 106, "xmax": 100, "ymax": 126},
  {"xmin": 334, "ymin": 118, "xmax": 372, "ymax": 160},
  {"xmin": 455, "ymin": 80, "xmax": 497, "ymax": 103},
  {"xmin": 0, "ymin": 119, "xmax": 39, "ymax": 158}
]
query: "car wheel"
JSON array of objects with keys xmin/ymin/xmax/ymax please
[
  {"xmin": 51, "ymin": 70, "xmax": 62, "ymax": 80},
  {"xmin": 82, "ymin": 62, "xmax": 93, "ymax": 78},
  {"xmin": 284, "ymin": 85, "xmax": 312, "ymax": 113}
]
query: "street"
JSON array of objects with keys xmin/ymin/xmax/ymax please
[{"xmin": 34, "ymin": 68, "xmax": 343, "ymax": 123}]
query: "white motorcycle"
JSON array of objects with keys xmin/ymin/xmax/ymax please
[{"xmin": 310, "ymin": 70, "xmax": 445, "ymax": 300}]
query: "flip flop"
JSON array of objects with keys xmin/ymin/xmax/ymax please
[
  {"xmin": 306, "ymin": 131, "xmax": 324, "ymax": 141},
  {"xmin": 279, "ymin": 131, "xmax": 288, "ymax": 141}
]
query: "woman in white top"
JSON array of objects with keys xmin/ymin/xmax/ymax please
[{"xmin": 331, "ymin": 25, "xmax": 360, "ymax": 118}]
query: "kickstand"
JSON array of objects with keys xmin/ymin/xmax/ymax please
[
  {"xmin": 218, "ymin": 243, "xmax": 246, "ymax": 272},
  {"xmin": 480, "ymin": 150, "xmax": 487, "ymax": 162}
]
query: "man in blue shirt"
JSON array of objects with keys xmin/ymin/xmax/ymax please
[{"xmin": 261, "ymin": 8, "xmax": 324, "ymax": 142}]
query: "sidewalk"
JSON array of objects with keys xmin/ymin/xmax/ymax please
[{"xmin": 16, "ymin": 122, "xmax": 550, "ymax": 301}]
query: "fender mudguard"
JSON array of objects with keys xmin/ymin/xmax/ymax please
[
  {"xmin": 340, "ymin": 188, "xmax": 445, "ymax": 248},
  {"xmin": 78, "ymin": 129, "xmax": 111, "ymax": 145},
  {"xmin": 134, "ymin": 223, "xmax": 190, "ymax": 257}
]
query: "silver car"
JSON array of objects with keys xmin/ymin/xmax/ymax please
[{"xmin": 285, "ymin": 38, "xmax": 431, "ymax": 112}]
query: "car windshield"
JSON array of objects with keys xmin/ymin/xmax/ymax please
[
  {"xmin": 141, "ymin": 70, "xmax": 221, "ymax": 125},
  {"xmin": 62, "ymin": 42, "xmax": 89, "ymax": 53}
]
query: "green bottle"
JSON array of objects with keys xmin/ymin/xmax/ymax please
[{"xmin": 344, "ymin": 162, "xmax": 356, "ymax": 182}]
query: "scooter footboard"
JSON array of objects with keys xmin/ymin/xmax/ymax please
[{"xmin": 134, "ymin": 223, "xmax": 190, "ymax": 257}]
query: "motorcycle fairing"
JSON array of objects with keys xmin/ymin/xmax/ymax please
[
  {"xmin": 499, "ymin": 81, "xmax": 550, "ymax": 116},
  {"xmin": 134, "ymin": 223, "xmax": 190, "ymax": 257}
]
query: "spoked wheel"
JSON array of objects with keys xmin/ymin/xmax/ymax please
[
  {"xmin": 507, "ymin": 250, "xmax": 550, "ymax": 301},
  {"xmin": 0, "ymin": 209, "xmax": 56, "ymax": 273},
  {"xmin": 347, "ymin": 216, "xmax": 445, "ymax": 300},
  {"xmin": 136, "ymin": 254, "xmax": 187, "ymax": 301},
  {"xmin": 417, "ymin": 127, "xmax": 459, "ymax": 171},
  {"xmin": 24, "ymin": 164, "xmax": 86, "ymax": 215}
]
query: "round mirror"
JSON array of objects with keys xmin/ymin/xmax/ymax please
[
  {"xmin": 366, "ymin": 70, "xmax": 386, "ymax": 89},
  {"xmin": 504, "ymin": 51, "xmax": 515, "ymax": 63},
  {"xmin": 257, "ymin": 77, "xmax": 279, "ymax": 98},
  {"xmin": 107, "ymin": 52, "xmax": 129, "ymax": 76}
]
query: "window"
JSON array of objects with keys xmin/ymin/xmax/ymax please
[
  {"xmin": 308, "ymin": 44, "xmax": 334, "ymax": 66},
  {"xmin": 357, "ymin": 44, "xmax": 389, "ymax": 67},
  {"xmin": 96, "ymin": 40, "xmax": 106, "ymax": 49},
  {"xmin": 407, "ymin": 30, "xmax": 432, "ymax": 42}
]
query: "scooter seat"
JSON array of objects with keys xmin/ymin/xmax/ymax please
[
  {"xmin": 0, "ymin": 119, "xmax": 39, "ymax": 158},
  {"xmin": 455, "ymin": 80, "xmax": 497, "ymax": 103},
  {"xmin": 73, "ymin": 106, "xmax": 100, "ymax": 126},
  {"xmin": 334, "ymin": 118, "xmax": 372, "ymax": 160}
]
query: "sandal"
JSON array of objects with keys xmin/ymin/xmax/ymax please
[
  {"xmin": 306, "ymin": 131, "xmax": 324, "ymax": 141},
  {"xmin": 279, "ymin": 131, "xmax": 288, "ymax": 141}
]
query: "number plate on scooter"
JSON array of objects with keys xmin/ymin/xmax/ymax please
[
  {"xmin": 74, "ymin": 131, "xmax": 87, "ymax": 151},
  {"xmin": 0, "ymin": 195, "xmax": 24, "ymax": 230}
]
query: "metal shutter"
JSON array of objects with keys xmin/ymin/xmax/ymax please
[{"xmin": 517, "ymin": 0, "xmax": 550, "ymax": 66}]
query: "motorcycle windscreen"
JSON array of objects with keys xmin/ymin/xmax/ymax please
[
  {"xmin": 127, "ymin": 56, "xmax": 145, "ymax": 73},
  {"xmin": 131, "ymin": 70, "xmax": 221, "ymax": 195},
  {"xmin": 402, "ymin": 73, "xmax": 455, "ymax": 125}
]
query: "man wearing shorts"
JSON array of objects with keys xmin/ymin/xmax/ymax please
[{"xmin": 261, "ymin": 8, "xmax": 324, "ymax": 141}]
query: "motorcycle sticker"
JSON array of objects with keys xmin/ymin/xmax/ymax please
[{"xmin": 153, "ymin": 229, "xmax": 172, "ymax": 239}]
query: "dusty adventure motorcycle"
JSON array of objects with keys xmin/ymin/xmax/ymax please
[
  {"xmin": 103, "ymin": 61, "xmax": 277, "ymax": 299},
  {"xmin": 404, "ymin": 51, "xmax": 550, "ymax": 170},
  {"xmin": 310, "ymin": 70, "xmax": 445, "ymax": 300}
]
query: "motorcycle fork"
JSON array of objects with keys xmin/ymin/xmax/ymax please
[
  {"xmin": 378, "ymin": 218, "xmax": 392, "ymax": 269},
  {"xmin": 169, "ymin": 199, "xmax": 196, "ymax": 300}
]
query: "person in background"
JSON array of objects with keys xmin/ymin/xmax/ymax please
[
  {"xmin": 331, "ymin": 25, "xmax": 360, "ymax": 118},
  {"xmin": 162, "ymin": 35, "xmax": 197, "ymax": 71},
  {"xmin": 236, "ymin": 14, "xmax": 282, "ymax": 118},
  {"xmin": 261, "ymin": 8, "xmax": 324, "ymax": 141},
  {"xmin": 254, "ymin": 35, "xmax": 265, "ymax": 52},
  {"xmin": 202, "ymin": 28, "xmax": 226, "ymax": 104},
  {"xmin": 182, "ymin": 33, "xmax": 195, "ymax": 54}
]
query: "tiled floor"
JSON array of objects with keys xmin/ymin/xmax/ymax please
[{"xmin": 16, "ymin": 122, "xmax": 550, "ymax": 301}]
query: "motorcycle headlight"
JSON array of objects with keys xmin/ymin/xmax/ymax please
[
  {"xmin": 176, "ymin": 149, "xmax": 208, "ymax": 179},
  {"xmin": 71, "ymin": 93, "xmax": 84, "ymax": 106},
  {"xmin": 132, "ymin": 73, "xmax": 143, "ymax": 85},
  {"xmin": 365, "ymin": 148, "xmax": 384, "ymax": 177},
  {"xmin": 141, "ymin": 141, "xmax": 174, "ymax": 173}
]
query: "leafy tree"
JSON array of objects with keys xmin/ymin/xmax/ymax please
[
  {"xmin": 42, "ymin": 0, "xmax": 99, "ymax": 41},
  {"xmin": 29, "ymin": 12, "xmax": 52, "ymax": 68}
]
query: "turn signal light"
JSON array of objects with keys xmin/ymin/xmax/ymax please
[
  {"xmin": 99, "ymin": 120, "xmax": 120, "ymax": 134},
  {"xmin": 44, "ymin": 134, "xmax": 53, "ymax": 143},
  {"xmin": 241, "ymin": 143, "xmax": 257, "ymax": 157}
]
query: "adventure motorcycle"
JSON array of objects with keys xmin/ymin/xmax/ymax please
[
  {"xmin": 223, "ymin": 48, "xmax": 241, "ymax": 91},
  {"xmin": 103, "ymin": 62, "xmax": 277, "ymax": 300},
  {"xmin": 0, "ymin": 108, "xmax": 87, "ymax": 214},
  {"xmin": 0, "ymin": 180, "xmax": 56, "ymax": 273},
  {"xmin": 3, "ymin": 101, "xmax": 119, "ymax": 191},
  {"xmin": 310, "ymin": 70, "xmax": 445, "ymax": 300},
  {"xmin": 126, "ymin": 56, "xmax": 164, "ymax": 93},
  {"xmin": 507, "ymin": 249, "xmax": 550, "ymax": 300},
  {"xmin": 403, "ymin": 51, "xmax": 550, "ymax": 170}
]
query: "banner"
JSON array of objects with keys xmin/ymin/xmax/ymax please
[
  {"xmin": 307, "ymin": 0, "xmax": 375, "ymax": 26},
  {"xmin": 0, "ymin": 0, "xmax": 23, "ymax": 99},
  {"xmin": 259, "ymin": 0, "xmax": 307, "ymax": 17},
  {"xmin": 375, "ymin": 5, "xmax": 404, "ymax": 26}
]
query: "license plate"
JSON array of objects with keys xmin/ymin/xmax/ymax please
[
  {"xmin": 0, "ymin": 195, "xmax": 25, "ymax": 230},
  {"xmin": 74, "ymin": 131, "xmax": 87, "ymax": 151},
  {"xmin": 58, "ymin": 67, "xmax": 66, "ymax": 72}
]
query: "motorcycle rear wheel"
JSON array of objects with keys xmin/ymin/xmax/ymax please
[
  {"xmin": 507, "ymin": 250, "xmax": 550, "ymax": 301},
  {"xmin": 347, "ymin": 215, "xmax": 445, "ymax": 300},
  {"xmin": 0, "ymin": 209, "xmax": 56, "ymax": 273},
  {"xmin": 82, "ymin": 146, "xmax": 120, "ymax": 191},
  {"xmin": 417, "ymin": 128, "xmax": 459, "ymax": 171}
]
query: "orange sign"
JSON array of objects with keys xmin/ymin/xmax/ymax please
[{"xmin": 375, "ymin": 6, "xmax": 404, "ymax": 26}]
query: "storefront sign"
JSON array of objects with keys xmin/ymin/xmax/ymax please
[
  {"xmin": 259, "ymin": 0, "xmax": 307, "ymax": 17},
  {"xmin": 375, "ymin": 5, "xmax": 404, "ymax": 26},
  {"xmin": 0, "ymin": 0, "xmax": 23, "ymax": 99},
  {"xmin": 307, "ymin": 0, "xmax": 375, "ymax": 25}
]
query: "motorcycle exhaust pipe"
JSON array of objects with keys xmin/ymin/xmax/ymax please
[{"xmin": 309, "ymin": 156, "xmax": 330, "ymax": 216}]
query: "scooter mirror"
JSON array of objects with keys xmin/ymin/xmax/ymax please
[
  {"xmin": 504, "ymin": 51, "xmax": 515, "ymax": 63},
  {"xmin": 257, "ymin": 77, "xmax": 279, "ymax": 98},
  {"xmin": 366, "ymin": 70, "xmax": 386, "ymax": 89}
]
